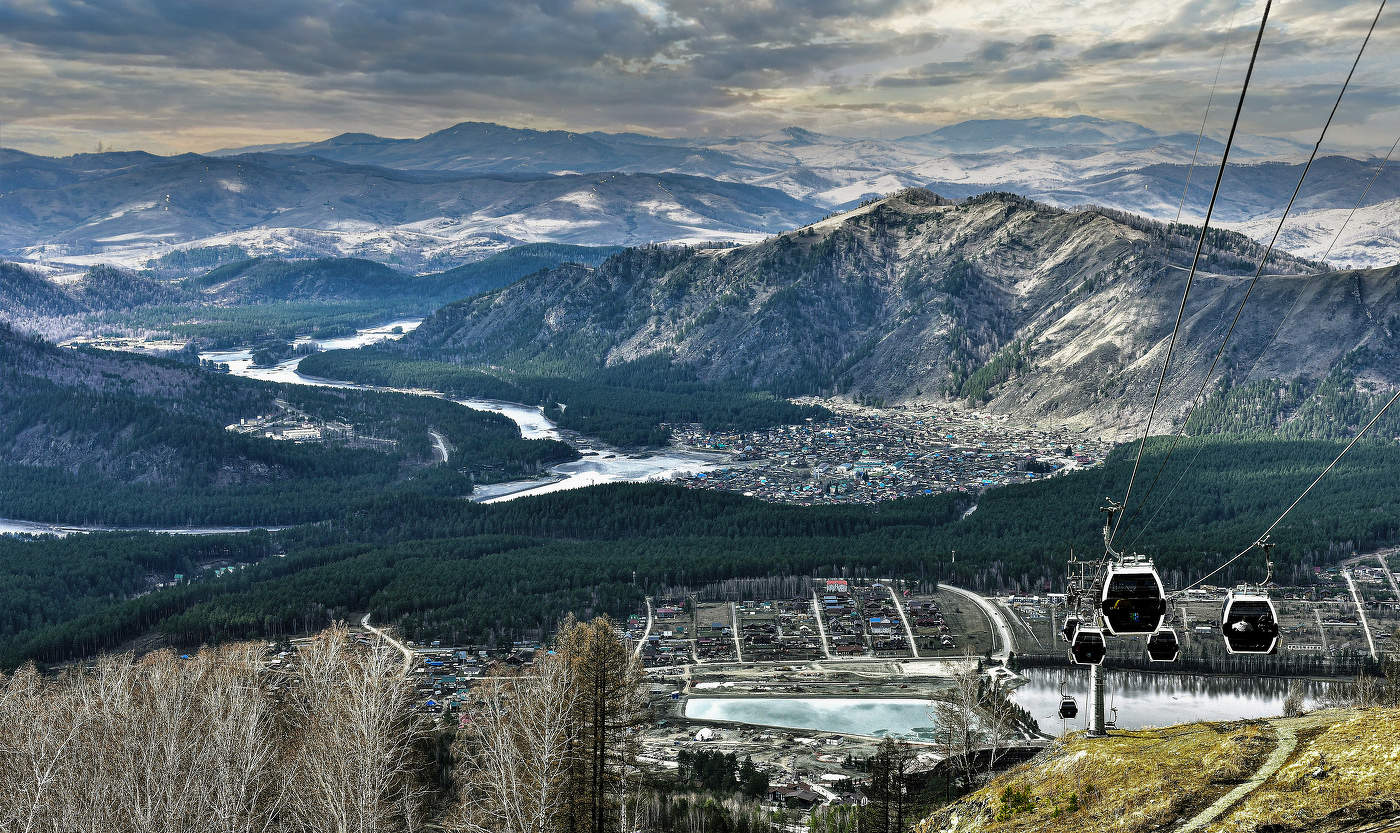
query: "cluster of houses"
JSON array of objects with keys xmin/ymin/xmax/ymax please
[
  {"xmin": 674, "ymin": 404, "xmax": 1109, "ymax": 506},
  {"xmin": 633, "ymin": 600, "xmax": 697, "ymax": 667},
  {"xmin": 907, "ymin": 597, "xmax": 958, "ymax": 652},
  {"xmin": 401, "ymin": 640, "xmax": 542, "ymax": 715},
  {"xmin": 734, "ymin": 598, "xmax": 824, "ymax": 662}
]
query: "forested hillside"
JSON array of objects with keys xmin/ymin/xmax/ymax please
[
  {"xmin": 0, "ymin": 326, "xmax": 574, "ymax": 525},
  {"xmin": 299, "ymin": 350, "xmax": 828, "ymax": 445},
  {"xmin": 7, "ymin": 433, "xmax": 1400, "ymax": 667},
  {"xmin": 391, "ymin": 189, "xmax": 1393, "ymax": 437}
]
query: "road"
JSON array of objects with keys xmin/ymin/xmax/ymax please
[
  {"xmin": 811, "ymin": 591, "xmax": 832, "ymax": 659},
  {"xmin": 1378, "ymin": 553, "xmax": 1400, "ymax": 602},
  {"xmin": 885, "ymin": 583, "xmax": 921, "ymax": 659},
  {"xmin": 633, "ymin": 596, "xmax": 654, "ymax": 661},
  {"xmin": 361, "ymin": 613, "xmax": 415, "ymax": 676},
  {"xmin": 428, "ymin": 429, "xmax": 450, "ymax": 463},
  {"xmin": 1342, "ymin": 568, "xmax": 1378, "ymax": 660},
  {"xmin": 729, "ymin": 602, "xmax": 743, "ymax": 662},
  {"xmin": 1314, "ymin": 608, "xmax": 1330, "ymax": 653},
  {"xmin": 940, "ymin": 583, "xmax": 1014, "ymax": 663},
  {"xmin": 998, "ymin": 598, "xmax": 1041, "ymax": 648}
]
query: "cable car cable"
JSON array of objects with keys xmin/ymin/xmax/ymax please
[
  {"xmin": 1081, "ymin": 0, "xmax": 1238, "ymax": 531},
  {"xmin": 1167, "ymin": 0, "xmax": 1244, "ymax": 230},
  {"xmin": 1183, "ymin": 385, "xmax": 1400, "ymax": 592},
  {"xmin": 1114, "ymin": 0, "xmax": 1386, "ymax": 544},
  {"xmin": 1110, "ymin": 0, "xmax": 1273, "ymax": 547},
  {"xmin": 1127, "ymin": 130, "xmax": 1400, "ymax": 551},
  {"xmin": 1316, "ymin": 132, "xmax": 1400, "ymax": 266}
]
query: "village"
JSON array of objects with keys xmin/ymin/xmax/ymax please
[
  {"xmin": 671, "ymin": 401, "xmax": 1111, "ymax": 505},
  {"xmin": 232, "ymin": 555, "xmax": 1400, "ymax": 824}
]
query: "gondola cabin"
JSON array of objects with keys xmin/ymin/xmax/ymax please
[
  {"xmin": 1069, "ymin": 626, "xmax": 1106, "ymax": 665},
  {"xmin": 1145, "ymin": 627, "xmax": 1180, "ymax": 662},
  {"xmin": 1060, "ymin": 615, "xmax": 1081, "ymax": 645},
  {"xmin": 1100, "ymin": 562, "xmax": 1168, "ymax": 636},
  {"xmin": 1058, "ymin": 695, "xmax": 1078, "ymax": 720},
  {"xmin": 1221, "ymin": 589, "xmax": 1280, "ymax": 655}
]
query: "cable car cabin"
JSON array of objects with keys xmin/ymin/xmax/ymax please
[
  {"xmin": 1099, "ymin": 564, "xmax": 1168, "ymax": 636},
  {"xmin": 1058, "ymin": 695, "xmax": 1078, "ymax": 720},
  {"xmin": 1146, "ymin": 627, "xmax": 1180, "ymax": 662},
  {"xmin": 1060, "ymin": 615, "xmax": 1081, "ymax": 645},
  {"xmin": 1221, "ymin": 590, "xmax": 1280, "ymax": 655},
  {"xmin": 1069, "ymin": 627, "xmax": 1106, "ymax": 665}
]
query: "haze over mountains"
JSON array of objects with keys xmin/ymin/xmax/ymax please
[{"xmin": 4, "ymin": 116, "xmax": 1397, "ymax": 273}]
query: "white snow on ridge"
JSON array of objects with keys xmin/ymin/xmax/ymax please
[{"xmin": 1225, "ymin": 199, "xmax": 1400, "ymax": 270}]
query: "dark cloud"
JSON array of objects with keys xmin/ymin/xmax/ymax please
[{"xmin": 0, "ymin": 0, "xmax": 1394, "ymax": 154}]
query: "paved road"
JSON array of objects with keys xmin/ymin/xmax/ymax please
[
  {"xmin": 811, "ymin": 591, "xmax": 832, "ymax": 659},
  {"xmin": 361, "ymin": 613, "xmax": 415, "ymax": 676},
  {"xmin": 729, "ymin": 602, "xmax": 743, "ymax": 662},
  {"xmin": 998, "ymin": 598, "xmax": 1041, "ymax": 648},
  {"xmin": 1314, "ymin": 608, "xmax": 1330, "ymax": 653},
  {"xmin": 885, "ymin": 583, "xmax": 921, "ymax": 658},
  {"xmin": 633, "ymin": 596, "xmax": 654, "ymax": 661},
  {"xmin": 1378, "ymin": 553, "xmax": 1400, "ymax": 602},
  {"xmin": 1342, "ymin": 568, "xmax": 1378, "ymax": 659},
  {"xmin": 940, "ymin": 583, "xmax": 1014, "ymax": 662}
]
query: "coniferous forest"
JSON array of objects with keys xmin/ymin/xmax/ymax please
[{"xmin": 5, "ymin": 433, "xmax": 1400, "ymax": 668}]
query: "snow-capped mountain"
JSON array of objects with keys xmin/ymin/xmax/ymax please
[
  {"xmin": 0, "ymin": 151, "xmax": 819, "ymax": 272},
  {"xmin": 7, "ymin": 116, "xmax": 1398, "ymax": 272}
]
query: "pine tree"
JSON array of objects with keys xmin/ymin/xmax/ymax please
[{"xmin": 556, "ymin": 615, "xmax": 646, "ymax": 833}]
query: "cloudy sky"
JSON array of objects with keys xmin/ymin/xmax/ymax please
[{"xmin": 1, "ymin": 0, "xmax": 1396, "ymax": 156}]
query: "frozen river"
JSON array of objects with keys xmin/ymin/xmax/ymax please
[
  {"xmin": 4, "ymin": 318, "xmax": 723, "ymax": 536},
  {"xmin": 200, "ymin": 319, "xmax": 725, "ymax": 505}
]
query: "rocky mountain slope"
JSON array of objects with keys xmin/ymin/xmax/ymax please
[{"xmin": 399, "ymin": 189, "xmax": 1400, "ymax": 437}]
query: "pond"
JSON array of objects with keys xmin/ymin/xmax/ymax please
[{"xmin": 684, "ymin": 697, "xmax": 943, "ymax": 741}]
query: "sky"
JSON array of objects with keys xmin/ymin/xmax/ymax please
[{"xmin": 1, "ymin": 0, "xmax": 1397, "ymax": 157}]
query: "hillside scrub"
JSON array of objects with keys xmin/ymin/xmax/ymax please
[{"xmin": 913, "ymin": 714, "xmax": 1379, "ymax": 833}]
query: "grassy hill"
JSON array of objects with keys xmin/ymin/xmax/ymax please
[{"xmin": 915, "ymin": 707, "xmax": 1400, "ymax": 833}]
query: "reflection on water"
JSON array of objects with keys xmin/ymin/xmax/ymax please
[
  {"xmin": 685, "ymin": 697, "xmax": 942, "ymax": 740},
  {"xmin": 1012, "ymin": 667, "xmax": 1333, "ymax": 736}
]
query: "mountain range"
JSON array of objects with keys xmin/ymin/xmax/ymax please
[
  {"xmin": 395, "ymin": 189, "xmax": 1399, "ymax": 437},
  {"xmin": 4, "ymin": 116, "xmax": 1397, "ymax": 274}
]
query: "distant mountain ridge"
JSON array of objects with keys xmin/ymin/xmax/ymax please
[
  {"xmin": 6, "ymin": 115, "xmax": 1397, "ymax": 271},
  {"xmin": 0, "ymin": 150, "xmax": 819, "ymax": 271}
]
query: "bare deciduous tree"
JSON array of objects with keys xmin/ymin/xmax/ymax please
[
  {"xmin": 450, "ymin": 653, "xmax": 579, "ymax": 833},
  {"xmin": 0, "ymin": 627, "xmax": 427, "ymax": 833},
  {"xmin": 285, "ymin": 626, "xmax": 427, "ymax": 833}
]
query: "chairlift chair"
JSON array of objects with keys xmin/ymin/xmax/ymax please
[
  {"xmin": 1099, "ymin": 561, "xmax": 1168, "ymax": 636},
  {"xmin": 1069, "ymin": 626, "xmax": 1106, "ymax": 666},
  {"xmin": 1221, "ymin": 588, "xmax": 1280, "ymax": 655},
  {"xmin": 1145, "ymin": 626, "xmax": 1180, "ymax": 662}
]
